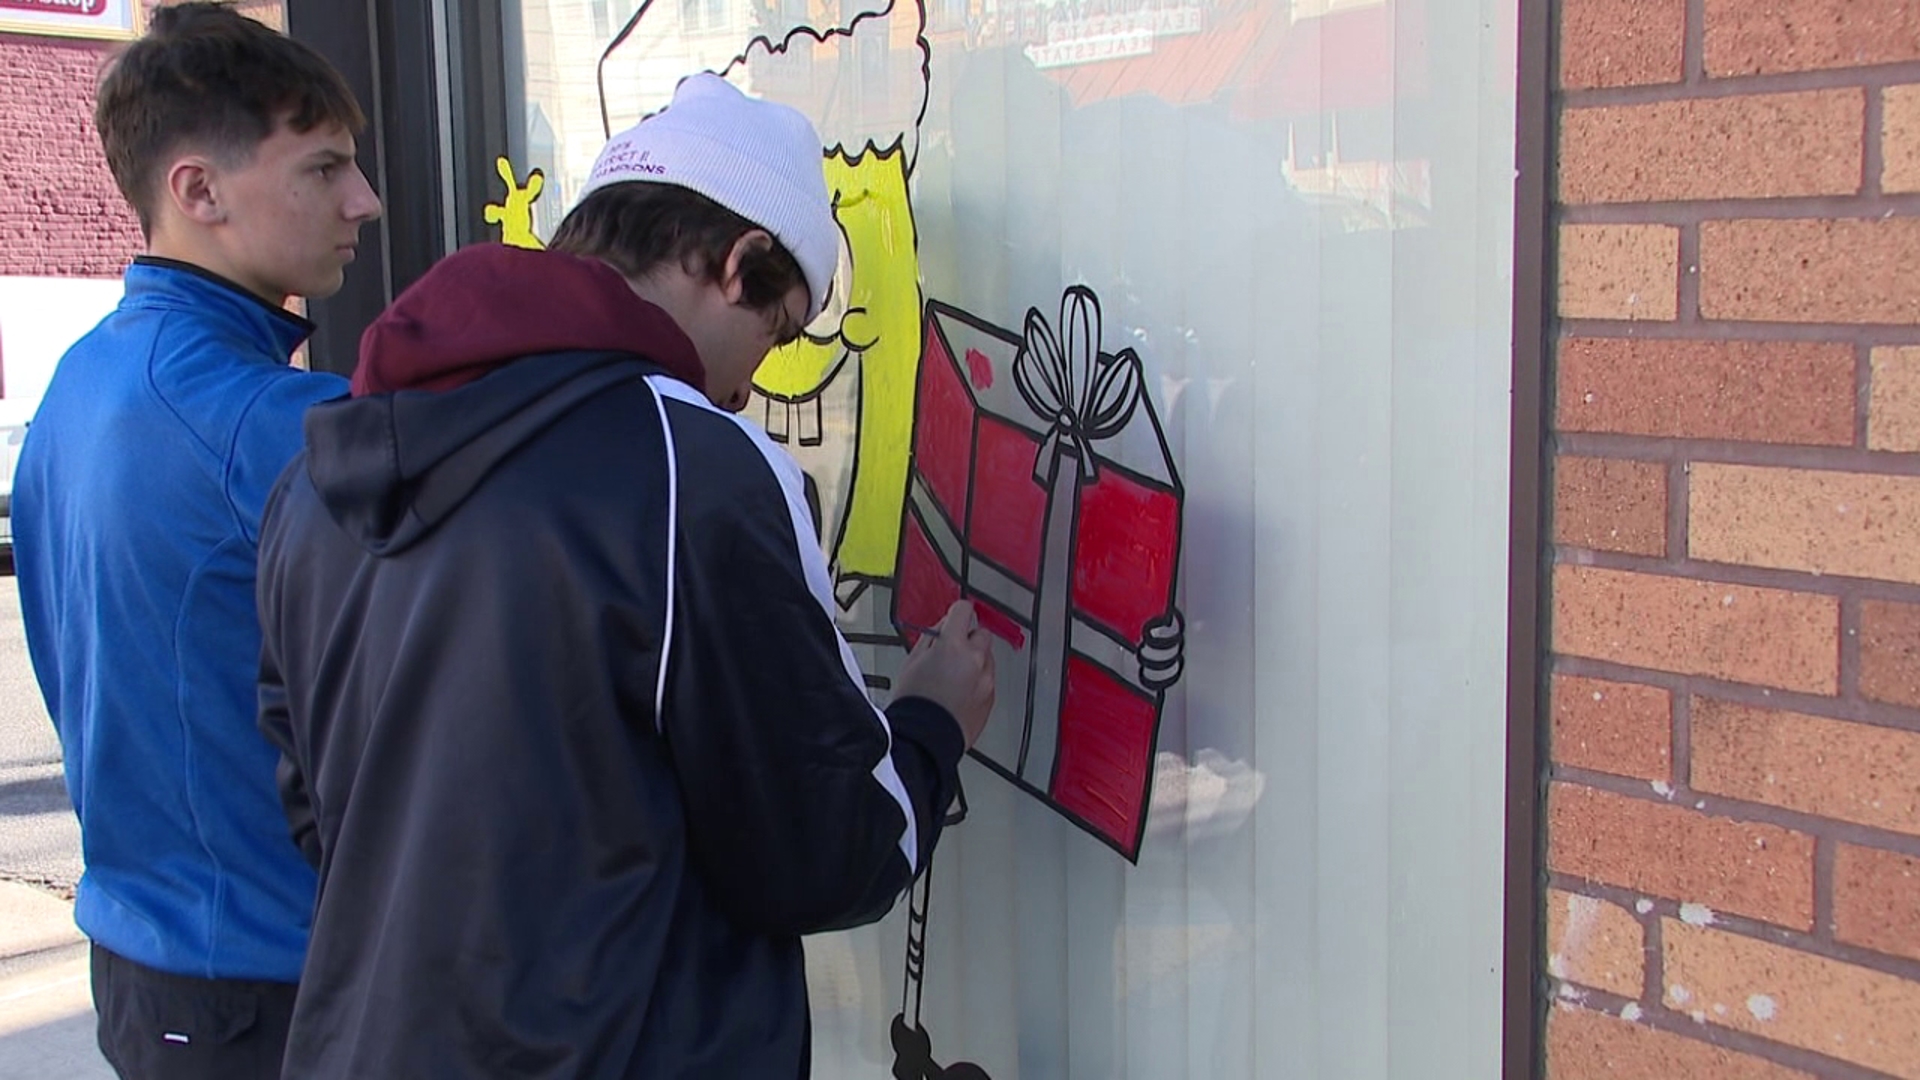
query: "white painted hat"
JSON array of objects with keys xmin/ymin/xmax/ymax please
[{"xmin": 580, "ymin": 72, "xmax": 837, "ymax": 322}]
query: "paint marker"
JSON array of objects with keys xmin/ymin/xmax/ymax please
[{"xmin": 896, "ymin": 601, "xmax": 1028, "ymax": 649}]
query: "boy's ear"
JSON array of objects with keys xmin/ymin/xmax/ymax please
[
  {"xmin": 163, "ymin": 156, "xmax": 226, "ymax": 227},
  {"xmin": 720, "ymin": 229, "xmax": 776, "ymax": 304}
]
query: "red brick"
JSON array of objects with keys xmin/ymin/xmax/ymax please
[
  {"xmin": 1547, "ymin": 889, "xmax": 1646, "ymax": 997},
  {"xmin": 1558, "ymin": 225, "xmax": 1679, "ymax": 321},
  {"xmin": 1700, "ymin": 218, "xmax": 1920, "ymax": 325},
  {"xmin": 1546, "ymin": 1003, "xmax": 1815, "ymax": 1080},
  {"xmin": 1552, "ymin": 565, "xmax": 1839, "ymax": 695},
  {"xmin": 1663, "ymin": 919, "xmax": 1920, "ymax": 1077},
  {"xmin": 1560, "ymin": 91, "xmax": 1864, "ymax": 204},
  {"xmin": 1553, "ymin": 457, "xmax": 1667, "ymax": 556},
  {"xmin": 1549, "ymin": 783, "xmax": 1815, "ymax": 928},
  {"xmin": 1551, "ymin": 674, "xmax": 1672, "ymax": 780},
  {"xmin": 1870, "ymin": 346, "xmax": 1920, "ymax": 452},
  {"xmin": 0, "ymin": 34, "xmax": 141, "ymax": 276},
  {"xmin": 1556, "ymin": 338, "xmax": 1854, "ymax": 446},
  {"xmin": 1557, "ymin": 0, "xmax": 1685, "ymax": 89},
  {"xmin": 1834, "ymin": 844, "xmax": 1920, "ymax": 962},
  {"xmin": 1888, "ymin": 85, "xmax": 1920, "ymax": 195},
  {"xmin": 1691, "ymin": 699, "xmax": 1920, "ymax": 836},
  {"xmin": 1689, "ymin": 465, "xmax": 1920, "ymax": 585},
  {"xmin": 1704, "ymin": 0, "xmax": 1920, "ymax": 76},
  {"xmin": 1860, "ymin": 599, "xmax": 1920, "ymax": 710}
]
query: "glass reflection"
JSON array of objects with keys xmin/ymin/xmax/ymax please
[{"xmin": 487, "ymin": 0, "xmax": 1510, "ymax": 1074}]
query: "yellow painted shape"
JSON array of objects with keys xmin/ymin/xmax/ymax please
[
  {"xmin": 755, "ymin": 147, "xmax": 920, "ymax": 580},
  {"xmin": 483, "ymin": 156, "xmax": 547, "ymax": 250}
]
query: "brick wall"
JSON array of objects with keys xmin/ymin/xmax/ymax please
[
  {"xmin": 1545, "ymin": 1, "xmax": 1920, "ymax": 1078},
  {"xmin": 0, "ymin": 33, "xmax": 139, "ymax": 276}
]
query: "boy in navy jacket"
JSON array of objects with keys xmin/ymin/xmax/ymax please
[{"xmin": 256, "ymin": 74, "xmax": 995, "ymax": 1078}]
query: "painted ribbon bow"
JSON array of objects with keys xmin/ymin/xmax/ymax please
[{"xmin": 1012, "ymin": 286, "xmax": 1144, "ymax": 485}]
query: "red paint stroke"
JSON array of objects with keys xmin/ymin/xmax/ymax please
[
  {"xmin": 1050, "ymin": 656, "xmax": 1157, "ymax": 856},
  {"xmin": 964, "ymin": 347, "xmax": 995, "ymax": 390},
  {"xmin": 1072, "ymin": 469, "xmax": 1180, "ymax": 644},
  {"xmin": 967, "ymin": 598, "xmax": 1028, "ymax": 650},
  {"xmin": 915, "ymin": 323, "xmax": 974, "ymax": 521},
  {"xmin": 967, "ymin": 416, "xmax": 1047, "ymax": 588},
  {"xmin": 895, "ymin": 514, "xmax": 961, "ymax": 647}
]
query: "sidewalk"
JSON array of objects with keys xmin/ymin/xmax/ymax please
[{"xmin": 0, "ymin": 881, "xmax": 110, "ymax": 1079}]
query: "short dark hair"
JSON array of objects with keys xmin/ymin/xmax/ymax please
[
  {"xmin": 550, "ymin": 182, "xmax": 809, "ymax": 322},
  {"xmin": 95, "ymin": 2, "xmax": 367, "ymax": 236}
]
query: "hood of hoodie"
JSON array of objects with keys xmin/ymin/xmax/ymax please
[
  {"xmin": 304, "ymin": 245, "xmax": 705, "ymax": 556},
  {"xmin": 350, "ymin": 244, "xmax": 705, "ymax": 397}
]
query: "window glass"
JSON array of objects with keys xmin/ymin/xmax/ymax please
[{"xmin": 488, "ymin": 0, "xmax": 1518, "ymax": 1073}]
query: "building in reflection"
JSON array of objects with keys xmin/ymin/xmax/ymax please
[{"xmin": 512, "ymin": 0, "xmax": 1426, "ymax": 238}]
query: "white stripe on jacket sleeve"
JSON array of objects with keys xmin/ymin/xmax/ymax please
[
  {"xmin": 647, "ymin": 377, "xmax": 920, "ymax": 874},
  {"xmin": 645, "ymin": 379, "xmax": 678, "ymax": 734}
]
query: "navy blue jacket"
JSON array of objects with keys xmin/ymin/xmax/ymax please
[{"xmin": 256, "ymin": 246, "xmax": 964, "ymax": 1078}]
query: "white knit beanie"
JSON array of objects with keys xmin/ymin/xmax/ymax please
[{"xmin": 578, "ymin": 73, "xmax": 837, "ymax": 323}]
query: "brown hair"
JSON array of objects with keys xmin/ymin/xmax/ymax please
[
  {"xmin": 95, "ymin": 2, "xmax": 367, "ymax": 236},
  {"xmin": 549, "ymin": 181, "xmax": 809, "ymax": 324}
]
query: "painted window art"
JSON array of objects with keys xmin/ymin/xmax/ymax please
[
  {"xmin": 491, "ymin": 0, "xmax": 1517, "ymax": 1074},
  {"xmin": 901, "ymin": 287, "xmax": 1184, "ymax": 860}
]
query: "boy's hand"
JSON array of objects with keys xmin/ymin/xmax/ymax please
[{"xmin": 894, "ymin": 600, "xmax": 996, "ymax": 749}]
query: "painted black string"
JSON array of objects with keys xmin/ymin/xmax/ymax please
[{"xmin": 597, "ymin": 0, "xmax": 662, "ymax": 139}]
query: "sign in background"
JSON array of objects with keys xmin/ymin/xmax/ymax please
[{"xmin": 0, "ymin": 0, "xmax": 137, "ymax": 40}]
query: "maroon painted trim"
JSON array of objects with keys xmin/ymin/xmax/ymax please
[{"xmin": 1506, "ymin": 0, "xmax": 1553, "ymax": 1071}]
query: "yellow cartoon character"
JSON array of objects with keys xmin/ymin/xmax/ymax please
[
  {"xmin": 725, "ymin": 0, "xmax": 929, "ymax": 603},
  {"xmin": 483, "ymin": 156, "xmax": 546, "ymax": 250},
  {"xmin": 752, "ymin": 146, "xmax": 919, "ymax": 599},
  {"xmin": 596, "ymin": 0, "xmax": 928, "ymax": 601}
]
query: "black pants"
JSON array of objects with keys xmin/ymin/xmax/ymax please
[{"xmin": 91, "ymin": 944, "xmax": 299, "ymax": 1080}]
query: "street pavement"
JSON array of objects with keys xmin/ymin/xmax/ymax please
[
  {"xmin": 0, "ymin": 580, "xmax": 108, "ymax": 1078},
  {"xmin": 0, "ymin": 881, "xmax": 102, "ymax": 1080},
  {"xmin": 0, "ymin": 581, "xmax": 80, "ymax": 896}
]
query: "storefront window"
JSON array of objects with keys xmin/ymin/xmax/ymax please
[{"xmin": 485, "ymin": 0, "xmax": 1517, "ymax": 1073}]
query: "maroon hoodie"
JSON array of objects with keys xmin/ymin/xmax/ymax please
[{"xmin": 351, "ymin": 244, "xmax": 707, "ymax": 397}]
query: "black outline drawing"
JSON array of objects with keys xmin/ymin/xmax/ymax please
[
  {"xmin": 887, "ymin": 856, "xmax": 993, "ymax": 1080},
  {"xmin": 897, "ymin": 290, "xmax": 1187, "ymax": 863},
  {"xmin": 718, "ymin": 4, "xmax": 933, "ymax": 611},
  {"xmin": 886, "ymin": 288, "xmax": 1187, "ymax": 1080}
]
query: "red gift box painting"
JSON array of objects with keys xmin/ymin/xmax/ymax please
[{"xmin": 892, "ymin": 286, "xmax": 1185, "ymax": 862}]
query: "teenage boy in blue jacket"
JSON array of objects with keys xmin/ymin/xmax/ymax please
[{"xmin": 11, "ymin": 5, "xmax": 381, "ymax": 1077}]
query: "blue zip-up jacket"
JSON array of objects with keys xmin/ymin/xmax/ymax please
[{"xmin": 14, "ymin": 257, "xmax": 347, "ymax": 982}]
